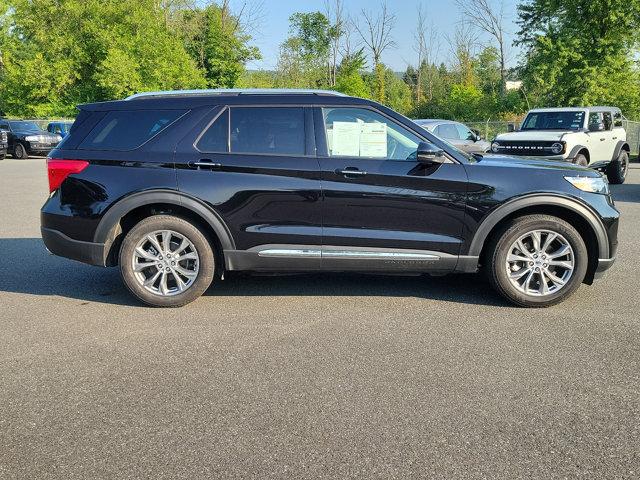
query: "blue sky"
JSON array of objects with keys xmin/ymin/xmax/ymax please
[{"xmin": 244, "ymin": 0, "xmax": 521, "ymax": 71}]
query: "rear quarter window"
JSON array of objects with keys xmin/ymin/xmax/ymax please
[{"xmin": 79, "ymin": 109, "xmax": 186, "ymax": 151}]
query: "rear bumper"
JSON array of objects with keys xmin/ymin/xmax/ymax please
[{"xmin": 41, "ymin": 227, "xmax": 106, "ymax": 266}]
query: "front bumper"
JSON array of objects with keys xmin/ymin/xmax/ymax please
[
  {"xmin": 41, "ymin": 227, "xmax": 106, "ymax": 266},
  {"xmin": 594, "ymin": 256, "xmax": 616, "ymax": 279}
]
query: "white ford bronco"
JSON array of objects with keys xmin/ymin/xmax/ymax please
[{"xmin": 491, "ymin": 106, "xmax": 630, "ymax": 184}]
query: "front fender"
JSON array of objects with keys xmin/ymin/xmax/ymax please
[{"xmin": 466, "ymin": 194, "xmax": 610, "ymax": 260}]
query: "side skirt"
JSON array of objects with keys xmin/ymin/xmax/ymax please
[{"xmin": 225, "ymin": 244, "xmax": 479, "ymax": 274}]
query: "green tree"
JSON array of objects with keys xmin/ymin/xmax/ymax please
[
  {"xmin": 517, "ymin": 0, "xmax": 640, "ymax": 115},
  {"xmin": 179, "ymin": 3, "xmax": 260, "ymax": 88},
  {"xmin": 333, "ymin": 49, "xmax": 370, "ymax": 98},
  {"xmin": 0, "ymin": 0, "xmax": 206, "ymax": 116}
]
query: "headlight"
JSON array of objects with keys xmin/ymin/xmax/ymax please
[
  {"xmin": 54, "ymin": 134, "xmax": 62, "ymax": 142},
  {"xmin": 25, "ymin": 135, "xmax": 38, "ymax": 141},
  {"xmin": 564, "ymin": 175, "xmax": 609, "ymax": 194},
  {"xmin": 491, "ymin": 142, "xmax": 500, "ymax": 153},
  {"xmin": 550, "ymin": 142, "xmax": 564, "ymax": 154}
]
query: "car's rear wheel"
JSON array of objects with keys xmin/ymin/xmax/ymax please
[
  {"xmin": 573, "ymin": 153, "xmax": 588, "ymax": 167},
  {"xmin": 13, "ymin": 143, "xmax": 28, "ymax": 159},
  {"xmin": 119, "ymin": 215, "xmax": 215, "ymax": 307},
  {"xmin": 486, "ymin": 215, "xmax": 588, "ymax": 307},
  {"xmin": 606, "ymin": 150, "xmax": 628, "ymax": 184}
]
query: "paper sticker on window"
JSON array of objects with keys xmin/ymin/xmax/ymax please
[
  {"xmin": 360, "ymin": 123, "xmax": 387, "ymax": 157},
  {"xmin": 331, "ymin": 121, "xmax": 387, "ymax": 157},
  {"xmin": 332, "ymin": 122, "xmax": 361, "ymax": 156}
]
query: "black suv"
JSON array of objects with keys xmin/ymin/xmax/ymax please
[
  {"xmin": 41, "ymin": 89, "xmax": 619, "ymax": 307},
  {"xmin": 0, "ymin": 119, "xmax": 61, "ymax": 159}
]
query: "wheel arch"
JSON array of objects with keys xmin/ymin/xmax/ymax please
[
  {"xmin": 568, "ymin": 145, "xmax": 590, "ymax": 162},
  {"xmin": 94, "ymin": 190, "xmax": 234, "ymax": 267},
  {"xmin": 470, "ymin": 195, "xmax": 609, "ymax": 284},
  {"xmin": 612, "ymin": 140, "xmax": 630, "ymax": 160}
]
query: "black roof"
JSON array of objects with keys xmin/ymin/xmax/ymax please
[{"xmin": 80, "ymin": 89, "xmax": 375, "ymax": 111}]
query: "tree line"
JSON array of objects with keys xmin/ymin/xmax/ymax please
[{"xmin": 1, "ymin": 0, "xmax": 639, "ymax": 120}]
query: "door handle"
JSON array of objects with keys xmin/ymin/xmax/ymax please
[
  {"xmin": 600, "ymin": 138, "xmax": 606, "ymax": 141},
  {"xmin": 613, "ymin": 136, "xmax": 618, "ymax": 140},
  {"xmin": 189, "ymin": 159, "xmax": 221, "ymax": 170},
  {"xmin": 336, "ymin": 167, "xmax": 367, "ymax": 177}
]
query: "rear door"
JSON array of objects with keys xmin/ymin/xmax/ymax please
[
  {"xmin": 175, "ymin": 105, "xmax": 322, "ymax": 270},
  {"xmin": 315, "ymin": 106, "xmax": 468, "ymax": 272}
]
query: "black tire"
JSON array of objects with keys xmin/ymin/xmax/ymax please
[
  {"xmin": 119, "ymin": 215, "xmax": 215, "ymax": 307},
  {"xmin": 573, "ymin": 153, "xmax": 588, "ymax": 167},
  {"xmin": 13, "ymin": 143, "xmax": 28, "ymax": 159},
  {"xmin": 0, "ymin": 154, "xmax": 5, "ymax": 161},
  {"xmin": 486, "ymin": 214, "xmax": 588, "ymax": 308},
  {"xmin": 606, "ymin": 150, "xmax": 628, "ymax": 185}
]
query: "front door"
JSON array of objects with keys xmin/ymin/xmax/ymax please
[
  {"xmin": 315, "ymin": 106, "xmax": 468, "ymax": 272},
  {"xmin": 175, "ymin": 105, "xmax": 322, "ymax": 270}
]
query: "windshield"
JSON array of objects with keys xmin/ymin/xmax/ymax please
[
  {"xmin": 521, "ymin": 111, "xmax": 585, "ymax": 131},
  {"xmin": 9, "ymin": 121, "xmax": 41, "ymax": 132}
]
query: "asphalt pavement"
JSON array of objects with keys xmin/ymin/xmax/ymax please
[{"xmin": 1, "ymin": 158, "xmax": 639, "ymax": 479}]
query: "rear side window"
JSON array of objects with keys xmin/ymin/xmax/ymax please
[
  {"xmin": 197, "ymin": 109, "xmax": 228, "ymax": 152},
  {"xmin": 79, "ymin": 109, "xmax": 185, "ymax": 151},
  {"xmin": 230, "ymin": 107, "xmax": 305, "ymax": 155}
]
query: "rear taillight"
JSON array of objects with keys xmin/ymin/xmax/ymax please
[{"xmin": 47, "ymin": 158, "xmax": 89, "ymax": 193}]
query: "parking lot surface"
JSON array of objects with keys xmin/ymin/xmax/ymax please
[{"xmin": 1, "ymin": 158, "xmax": 639, "ymax": 479}]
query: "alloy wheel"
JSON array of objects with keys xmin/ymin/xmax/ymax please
[
  {"xmin": 505, "ymin": 229, "xmax": 575, "ymax": 296},
  {"xmin": 131, "ymin": 229, "xmax": 200, "ymax": 296}
]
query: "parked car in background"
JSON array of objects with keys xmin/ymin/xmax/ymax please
[
  {"xmin": 41, "ymin": 89, "xmax": 618, "ymax": 308},
  {"xmin": 0, "ymin": 119, "xmax": 62, "ymax": 159},
  {"xmin": 491, "ymin": 106, "xmax": 630, "ymax": 184},
  {"xmin": 0, "ymin": 129, "xmax": 7, "ymax": 160},
  {"xmin": 47, "ymin": 121, "xmax": 73, "ymax": 138},
  {"xmin": 414, "ymin": 119, "xmax": 491, "ymax": 154}
]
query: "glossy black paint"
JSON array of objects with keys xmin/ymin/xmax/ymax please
[{"xmin": 40, "ymin": 92, "xmax": 619, "ymax": 281}]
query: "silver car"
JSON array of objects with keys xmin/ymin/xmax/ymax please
[{"xmin": 414, "ymin": 119, "xmax": 491, "ymax": 154}]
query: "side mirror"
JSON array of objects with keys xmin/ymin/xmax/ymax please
[
  {"xmin": 507, "ymin": 123, "xmax": 515, "ymax": 132},
  {"xmin": 417, "ymin": 141, "xmax": 445, "ymax": 164},
  {"xmin": 589, "ymin": 123, "xmax": 605, "ymax": 132},
  {"xmin": 471, "ymin": 128, "xmax": 482, "ymax": 141}
]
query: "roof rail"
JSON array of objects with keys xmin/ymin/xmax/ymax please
[{"xmin": 125, "ymin": 88, "xmax": 348, "ymax": 100}]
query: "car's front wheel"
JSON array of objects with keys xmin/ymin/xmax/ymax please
[
  {"xmin": 119, "ymin": 215, "xmax": 215, "ymax": 307},
  {"xmin": 13, "ymin": 143, "xmax": 28, "ymax": 159},
  {"xmin": 486, "ymin": 215, "xmax": 588, "ymax": 307},
  {"xmin": 606, "ymin": 150, "xmax": 629, "ymax": 184}
]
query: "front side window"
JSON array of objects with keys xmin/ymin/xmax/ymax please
[
  {"xmin": 230, "ymin": 107, "xmax": 305, "ymax": 155},
  {"xmin": 521, "ymin": 111, "xmax": 585, "ymax": 131},
  {"xmin": 79, "ymin": 109, "xmax": 185, "ymax": 151},
  {"xmin": 323, "ymin": 107, "xmax": 422, "ymax": 161},
  {"xmin": 456, "ymin": 124, "xmax": 476, "ymax": 141}
]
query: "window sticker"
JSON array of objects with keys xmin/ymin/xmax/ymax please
[
  {"xmin": 332, "ymin": 121, "xmax": 362, "ymax": 156},
  {"xmin": 330, "ymin": 121, "xmax": 388, "ymax": 157},
  {"xmin": 359, "ymin": 123, "xmax": 387, "ymax": 157}
]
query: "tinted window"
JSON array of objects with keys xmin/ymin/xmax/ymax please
[
  {"xmin": 602, "ymin": 112, "xmax": 613, "ymax": 130},
  {"xmin": 0, "ymin": 122, "xmax": 9, "ymax": 131},
  {"xmin": 323, "ymin": 107, "xmax": 422, "ymax": 160},
  {"xmin": 197, "ymin": 109, "xmax": 228, "ymax": 152},
  {"xmin": 230, "ymin": 107, "xmax": 305, "ymax": 155},
  {"xmin": 79, "ymin": 109, "xmax": 185, "ymax": 151}
]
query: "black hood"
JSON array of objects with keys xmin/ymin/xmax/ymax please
[{"xmin": 474, "ymin": 154, "xmax": 600, "ymax": 177}]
